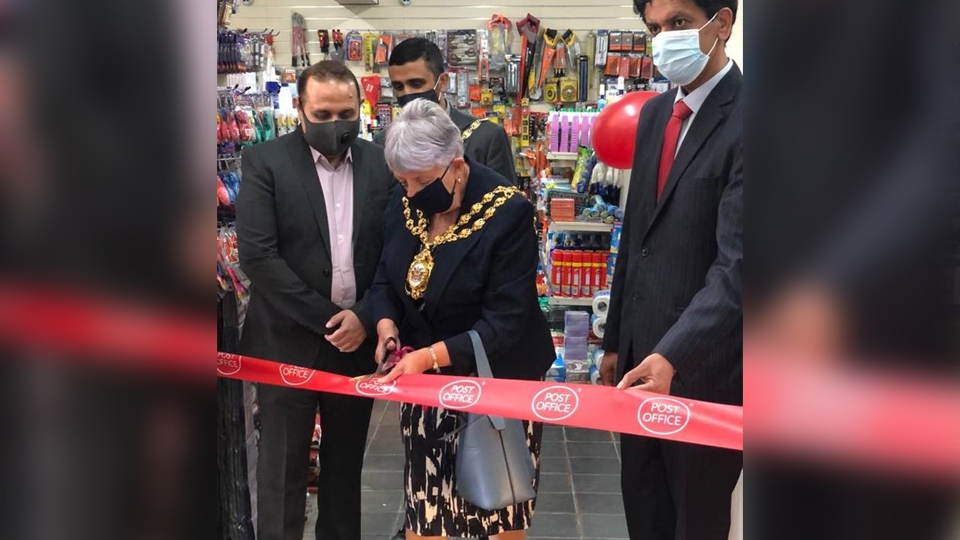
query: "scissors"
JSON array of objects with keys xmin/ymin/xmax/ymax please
[{"xmin": 368, "ymin": 337, "xmax": 402, "ymax": 379}]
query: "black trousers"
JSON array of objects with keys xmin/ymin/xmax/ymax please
[
  {"xmin": 620, "ymin": 434, "xmax": 742, "ymax": 540},
  {"xmin": 256, "ymin": 382, "xmax": 374, "ymax": 540}
]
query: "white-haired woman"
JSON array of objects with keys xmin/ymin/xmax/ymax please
[{"xmin": 364, "ymin": 99, "xmax": 555, "ymax": 539}]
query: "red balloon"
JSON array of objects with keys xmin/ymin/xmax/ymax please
[{"xmin": 592, "ymin": 91, "xmax": 659, "ymax": 169}]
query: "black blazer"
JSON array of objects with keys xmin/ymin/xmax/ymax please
[
  {"xmin": 603, "ymin": 65, "xmax": 743, "ymax": 406},
  {"xmin": 374, "ymin": 105, "xmax": 517, "ymax": 184},
  {"xmin": 367, "ymin": 161, "xmax": 554, "ymax": 381},
  {"xmin": 236, "ymin": 131, "xmax": 395, "ymax": 376}
]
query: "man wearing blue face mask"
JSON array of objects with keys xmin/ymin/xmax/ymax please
[
  {"xmin": 373, "ymin": 37, "xmax": 517, "ymax": 186},
  {"xmin": 236, "ymin": 61, "xmax": 396, "ymax": 540},
  {"xmin": 598, "ymin": 0, "xmax": 742, "ymax": 539}
]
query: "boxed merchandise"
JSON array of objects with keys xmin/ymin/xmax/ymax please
[{"xmin": 550, "ymin": 198, "xmax": 577, "ymax": 222}]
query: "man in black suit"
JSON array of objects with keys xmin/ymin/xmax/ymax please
[
  {"xmin": 598, "ymin": 0, "xmax": 742, "ymax": 539},
  {"xmin": 236, "ymin": 61, "xmax": 395, "ymax": 540},
  {"xmin": 373, "ymin": 37, "xmax": 517, "ymax": 184}
]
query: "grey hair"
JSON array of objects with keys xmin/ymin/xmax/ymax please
[{"xmin": 384, "ymin": 99, "xmax": 464, "ymax": 174}]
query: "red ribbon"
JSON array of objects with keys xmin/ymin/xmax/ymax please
[{"xmin": 217, "ymin": 352, "xmax": 744, "ymax": 451}]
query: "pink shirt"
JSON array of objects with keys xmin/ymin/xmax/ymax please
[{"xmin": 310, "ymin": 148, "xmax": 356, "ymax": 309}]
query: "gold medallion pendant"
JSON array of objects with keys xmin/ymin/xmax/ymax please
[
  {"xmin": 406, "ymin": 247, "xmax": 434, "ymax": 300},
  {"xmin": 401, "ymin": 185, "xmax": 518, "ymax": 300}
]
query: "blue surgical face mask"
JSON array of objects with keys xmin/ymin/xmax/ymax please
[{"xmin": 651, "ymin": 11, "xmax": 720, "ymax": 86}]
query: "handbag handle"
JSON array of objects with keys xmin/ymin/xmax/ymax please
[{"xmin": 467, "ymin": 330, "xmax": 507, "ymax": 431}]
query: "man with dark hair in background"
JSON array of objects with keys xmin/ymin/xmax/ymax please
[
  {"xmin": 373, "ymin": 37, "xmax": 517, "ymax": 184},
  {"xmin": 599, "ymin": 0, "xmax": 742, "ymax": 539},
  {"xmin": 236, "ymin": 60, "xmax": 395, "ymax": 540}
]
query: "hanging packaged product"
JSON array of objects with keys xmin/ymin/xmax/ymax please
[
  {"xmin": 291, "ymin": 12, "xmax": 310, "ymax": 67},
  {"xmin": 455, "ymin": 67, "xmax": 470, "ymax": 108},
  {"xmin": 537, "ymin": 29, "xmax": 560, "ymax": 91},
  {"xmin": 544, "ymin": 80, "xmax": 558, "ymax": 103},
  {"xmin": 633, "ymin": 32, "xmax": 647, "ymax": 54},
  {"xmin": 605, "ymin": 54, "xmax": 621, "ymax": 77},
  {"xmin": 363, "ymin": 32, "xmax": 379, "ymax": 71},
  {"xmin": 609, "ymin": 31, "xmax": 623, "ymax": 53},
  {"xmin": 578, "ymin": 56, "xmax": 589, "ymax": 102},
  {"xmin": 481, "ymin": 89, "xmax": 494, "ymax": 106},
  {"xmin": 629, "ymin": 55, "xmax": 642, "ymax": 78},
  {"xmin": 520, "ymin": 98, "xmax": 531, "ymax": 146},
  {"xmin": 487, "ymin": 14, "xmax": 512, "ymax": 71},
  {"xmin": 641, "ymin": 56, "xmax": 653, "ymax": 79},
  {"xmin": 331, "ymin": 29, "xmax": 345, "ymax": 62},
  {"xmin": 505, "ymin": 55, "xmax": 520, "ymax": 95},
  {"xmin": 346, "ymin": 31, "xmax": 364, "ymax": 62},
  {"xmin": 618, "ymin": 55, "xmax": 632, "ymax": 78},
  {"xmin": 469, "ymin": 84, "xmax": 482, "ymax": 103},
  {"xmin": 447, "ymin": 30, "xmax": 478, "ymax": 68},
  {"xmin": 516, "ymin": 14, "xmax": 540, "ymax": 100},
  {"xmin": 318, "ymin": 30, "xmax": 330, "ymax": 59},
  {"xmin": 477, "ymin": 29, "xmax": 490, "ymax": 82},
  {"xmin": 361, "ymin": 75, "xmax": 381, "ymax": 105},
  {"xmin": 595, "ymin": 30, "xmax": 609, "ymax": 67},
  {"xmin": 560, "ymin": 77, "xmax": 578, "ymax": 103},
  {"xmin": 375, "ymin": 32, "xmax": 392, "ymax": 71}
]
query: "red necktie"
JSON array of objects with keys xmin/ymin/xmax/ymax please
[{"xmin": 657, "ymin": 100, "xmax": 693, "ymax": 200}]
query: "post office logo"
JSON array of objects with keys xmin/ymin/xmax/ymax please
[
  {"xmin": 438, "ymin": 380, "xmax": 482, "ymax": 410},
  {"xmin": 355, "ymin": 378, "xmax": 396, "ymax": 396},
  {"xmin": 637, "ymin": 397, "xmax": 691, "ymax": 436},
  {"xmin": 279, "ymin": 364, "xmax": 315, "ymax": 386},
  {"xmin": 217, "ymin": 352, "xmax": 242, "ymax": 376},
  {"xmin": 530, "ymin": 385, "xmax": 579, "ymax": 422}
]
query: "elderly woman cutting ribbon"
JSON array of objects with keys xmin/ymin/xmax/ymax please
[{"xmin": 364, "ymin": 99, "xmax": 554, "ymax": 540}]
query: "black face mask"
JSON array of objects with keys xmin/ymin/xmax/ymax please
[
  {"xmin": 300, "ymin": 113, "xmax": 359, "ymax": 157},
  {"xmin": 409, "ymin": 161, "xmax": 456, "ymax": 217},
  {"xmin": 396, "ymin": 79, "xmax": 442, "ymax": 108}
]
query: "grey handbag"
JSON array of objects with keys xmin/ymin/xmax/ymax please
[{"xmin": 451, "ymin": 330, "xmax": 536, "ymax": 511}]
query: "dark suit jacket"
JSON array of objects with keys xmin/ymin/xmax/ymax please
[
  {"xmin": 367, "ymin": 160, "xmax": 554, "ymax": 381},
  {"xmin": 603, "ymin": 65, "xmax": 743, "ymax": 406},
  {"xmin": 236, "ymin": 131, "xmax": 394, "ymax": 376},
  {"xmin": 374, "ymin": 105, "xmax": 517, "ymax": 184}
]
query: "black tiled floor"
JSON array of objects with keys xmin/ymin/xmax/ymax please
[{"xmin": 306, "ymin": 401, "xmax": 624, "ymax": 540}]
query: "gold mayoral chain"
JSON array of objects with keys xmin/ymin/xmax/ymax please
[{"xmin": 403, "ymin": 185, "xmax": 519, "ymax": 300}]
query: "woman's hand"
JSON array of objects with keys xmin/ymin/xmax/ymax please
[
  {"xmin": 378, "ymin": 348, "xmax": 432, "ymax": 384},
  {"xmin": 375, "ymin": 318, "xmax": 400, "ymax": 364}
]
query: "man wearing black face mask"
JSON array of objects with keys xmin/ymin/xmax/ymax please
[
  {"xmin": 372, "ymin": 37, "xmax": 517, "ymax": 186},
  {"xmin": 235, "ymin": 60, "xmax": 395, "ymax": 540}
]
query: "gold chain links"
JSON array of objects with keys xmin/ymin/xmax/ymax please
[
  {"xmin": 402, "ymin": 185, "xmax": 519, "ymax": 250},
  {"xmin": 461, "ymin": 119, "xmax": 487, "ymax": 142}
]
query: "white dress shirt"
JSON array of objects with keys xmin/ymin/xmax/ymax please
[
  {"xmin": 310, "ymin": 147, "xmax": 357, "ymax": 309},
  {"xmin": 674, "ymin": 59, "xmax": 734, "ymax": 154}
]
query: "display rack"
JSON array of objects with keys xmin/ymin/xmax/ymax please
[{"xmin": 550, "ymin": 221, "xmax": 614, "ymax": 233}]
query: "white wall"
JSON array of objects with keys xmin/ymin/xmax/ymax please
[{"xmin": 227, "ymin": 0, "xmax": 743, "ymax": 73}]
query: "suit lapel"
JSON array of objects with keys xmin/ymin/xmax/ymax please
[
  {"xmin": 635, "ymin": 94, "xmax": 674, "ymax": 228},
  {"xmin": 286, "ymin": 132, "xmax": 331, "ymax": 257},
  {"xmin": 422, "ymin": 164, "xmax": 494, "ymax": 321},
  {"xmin": 643, "ymin": 66, "xmax": 742, "ymax": 239},
  {"xmin": 349, "ymin": 141, "xmax": 370, "ymax": 248}
]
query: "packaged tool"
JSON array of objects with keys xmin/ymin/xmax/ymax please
[
  {"xmin": 346, "ymin": 31, "xmax": 364, "ymax": 62},
  {"xmin": 488, "ymin": 14, "xmax": 512, "ymax": 71},
  {"xmin": 477, "ymin": 29, "xmax": 490, "ymax": 82},
  {"xmin": 595, "ymin": 30, "xmax": 609, "ymax": 66},
  {"xmin": 331, "ymin": 29, "xmax": 345, "ymax": 61}
]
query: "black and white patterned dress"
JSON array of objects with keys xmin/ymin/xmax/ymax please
[{"xmin": 400, "ymin": 400, "xmax": 542, "ymax": 537}]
